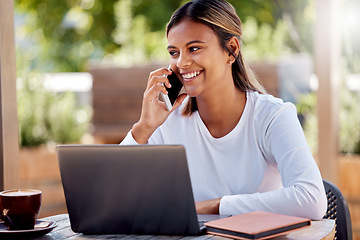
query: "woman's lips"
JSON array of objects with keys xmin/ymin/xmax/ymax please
[{"xmin": 181, "ymin": 70, "xmax": 203, "ymax": 82}]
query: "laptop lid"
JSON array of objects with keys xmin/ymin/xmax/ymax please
[{"xmin": 57, "ymin": 144, "xmax": 201, "ymax": 235}]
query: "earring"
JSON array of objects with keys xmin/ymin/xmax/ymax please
[{"xmin": 228, "ymin": 58, "xmax": 234, "ymax": 65}]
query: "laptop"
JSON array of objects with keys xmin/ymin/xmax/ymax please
[{"xmin": 57, "ymin": 144, "xmax": 225, "ymax": 235}]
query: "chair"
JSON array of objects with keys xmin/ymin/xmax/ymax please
[{"xmin": 323, "ymin": 179, "xmax": 353, "ymax": 240}]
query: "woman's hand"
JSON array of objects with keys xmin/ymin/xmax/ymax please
[
  {"xmin": 195, "ymin": 198, "xmax": 221, "ymax": 214},
  {"xmin": 131, "ymin": 67, "xmax": 187, "ymax": 144}
]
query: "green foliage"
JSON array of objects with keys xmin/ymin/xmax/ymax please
[
  {"xmin": 17, "ymin": 72, "xmax": 91, "ymax": 147},
  {"xmin": 15, "ymin": 0, "xmax": 119, "ymax": 72},
  {"xmin": 110, "ymin": 0, "xmax": 169, "ymax": 66},
  {"xmin": 297, "ymin": 90, "xmax": 360, "ymax": 155},
  {"xmin": 15, "ymin": 0, "xmax": 316, "ymax": 72},
  {"xmin": 242, "ymin": 17, "xmax": 292, "ymax": 62},
  {"xmin": 296, "ymin": 93, "xmax": 318, "ymax": 154},
  {"xmin": 17, "ymin": 73, "xmax": 49, "ymax": 146},
  {"xmin": 339, "ymin": 90, "xmax": 360, "ymax": 153}
]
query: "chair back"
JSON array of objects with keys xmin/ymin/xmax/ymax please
[{"xmin": 323, "ymin": 179, "xmax": 353, "ymax": 240}]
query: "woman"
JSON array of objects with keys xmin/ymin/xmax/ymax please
[{"xmin": 121, "ymin": 0, "xmax": 327, "ymax": 220}]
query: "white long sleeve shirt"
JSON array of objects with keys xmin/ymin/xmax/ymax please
[{"xmin": 120, "ymin": 91, "xmax": 327, "ymax": 220}]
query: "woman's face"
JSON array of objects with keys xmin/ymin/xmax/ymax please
[{"xmin": 167, "ymin": 19, "xmax": 232, "ymax": 98}]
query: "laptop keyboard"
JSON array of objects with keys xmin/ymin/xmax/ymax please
[{"xmin": 198, "ymin": 220, "xmax": 206, "ymax": 228}]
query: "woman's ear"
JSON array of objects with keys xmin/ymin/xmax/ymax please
[{"xmin": 228, "ymin": 36, "xmax": 240, "ymax": 57}]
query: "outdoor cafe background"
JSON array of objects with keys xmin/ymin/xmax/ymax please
[{"xmin": 4, "ymin": 0, "xmax": 360, "ymax": 238}]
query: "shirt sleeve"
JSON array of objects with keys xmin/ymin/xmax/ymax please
[
  {"xmin": 220, "ymin": 103, "xmax": 327, "ymax": 220},
  {"xmin": 119, "ymin": 131, "xmax": 140, "ymax": 145},
  {"xmin": 120, "ymin": 127, "xmax": 165, "ymax": 145}
]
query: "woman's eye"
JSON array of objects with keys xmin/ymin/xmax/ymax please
[
  {"xmin": 189, "ymin": 47, "xmax": 200, "ymax": 52},
  {"xmin": 169, "ymin": 51, "xmax": 178, "ymax": 56}
]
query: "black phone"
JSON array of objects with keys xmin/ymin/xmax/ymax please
[
  {"xmin": 166, "ymin": 72, "xmax": 183, "ymax": 105},
  {"xmin": 159, "ymin": 71, "xmax": 183, "ymax": 111}
]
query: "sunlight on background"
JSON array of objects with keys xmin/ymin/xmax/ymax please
[{"xmin": 342, "ymin": 0, "xmax": 360, "ymax": 74}]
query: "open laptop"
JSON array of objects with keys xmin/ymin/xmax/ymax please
[{"xmin": 57, "ymin": 144, "xmax": 225, "ymax": 235}]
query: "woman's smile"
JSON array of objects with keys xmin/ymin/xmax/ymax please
[{"xmin": 181, "ymin": 70, "xmax": 203, "ymax": 82}]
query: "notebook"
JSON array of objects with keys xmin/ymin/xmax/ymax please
[
  {"xmin": 205, "ymin": 211, "xmax": 311, "ymax": 239},
  {"xmin": 57, "ymin": 144, "xmax": 225, "ymax": 235}
]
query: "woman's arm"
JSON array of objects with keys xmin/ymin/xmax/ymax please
[{"xmin": 220, "ymin": 104, "xmax": 327, "ymax": 220}]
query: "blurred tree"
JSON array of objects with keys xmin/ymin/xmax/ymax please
[
  {"xmin": 16, "ymin": 0, "xmax": 119, "ymax": 72},
  {"xmin": 15, "ymin": 0, "xmax": 316, "ymax": 72}
]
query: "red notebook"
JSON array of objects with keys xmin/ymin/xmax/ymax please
[{"xmin": 204, "ymin": 211, "xmax": 311, "ymax": 240}]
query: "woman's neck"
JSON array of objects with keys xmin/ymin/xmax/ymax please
[{"xmin": 196, "ymin": 87, "xmax": 246, "ymax": 138}]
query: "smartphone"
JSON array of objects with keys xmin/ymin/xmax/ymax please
[{"xmin": 159, "ymin": 69, "xmax": 183, "ymax": 111}]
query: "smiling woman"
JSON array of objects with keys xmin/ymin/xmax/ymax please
[{"xmin": 120, "ymin": 0, "xmax": 327, "ymax": 221}]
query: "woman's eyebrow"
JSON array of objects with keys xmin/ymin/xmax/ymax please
[
  {"xmin": 167, "ymin": 40, "xmax": 206, "ymax": 50},
  {"xmin": 186, "ymin": 40, "xmax": 206, "ymax": 45}
]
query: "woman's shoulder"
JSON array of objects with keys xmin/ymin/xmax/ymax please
[
  {"xmin": 247, "ymin": 91, "xmax": 296, "ymax": 113},
  {"xmin": 246, "ymin": 91, "xmax": 297, "ymax": 126}
]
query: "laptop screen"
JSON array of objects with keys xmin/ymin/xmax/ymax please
[{"xmin": 57, "ymin": 144, "xmax": 201, "ymax": 235}]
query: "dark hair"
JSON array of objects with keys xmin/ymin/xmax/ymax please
[{"xmin": 166, "ymin": 0, "xmax": 266, "ymax": 115}]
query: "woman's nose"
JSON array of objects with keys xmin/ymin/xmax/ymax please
[{"xmin": 176, "ymin": 52, "xmax": 191, "ymax": 69}]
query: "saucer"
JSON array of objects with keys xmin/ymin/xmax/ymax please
[{"xmin": 0, "ymin": 220, "xmax": 57, "ymax": 239}]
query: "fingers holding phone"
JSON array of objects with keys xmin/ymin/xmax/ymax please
[
  {"xmin": 159, "ymin": 66, "xmax": 185, "ymax": 111},
  {"xmin": 132, "ymin": 67, "xmax": 186, "ymax": 144},
  {"xmin": 146, "ymin": 68, "xmax": 172, "ymax": 92},
  {"xmin": 146, "ymin": 66, "xmax": 185, "ymax": 111},
  {"xmin": 142, "ymin": 67, "xmax": 172, "ymax": 115}
]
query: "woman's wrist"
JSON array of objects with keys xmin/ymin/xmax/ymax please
[
  {"xmin": 195, "ymin": 198, "xmax": 221, "ymax": 214},
  {"xmin": 131, "ymin": 121, "xmax": 156, "ymax": 144}
]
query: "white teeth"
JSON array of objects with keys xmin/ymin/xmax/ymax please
[{"xmin": 182, "ymin": 71, "xmax": 201, "ymax": 79}]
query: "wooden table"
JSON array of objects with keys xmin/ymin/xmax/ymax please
[{"xmin": 32, "ymin": 214, "xmax": 335, "ymax": 240}]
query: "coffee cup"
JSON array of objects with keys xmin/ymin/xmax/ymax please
[{"xmin": 0, "ymin": 189, "xmax": 42, "ymax": 230}]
